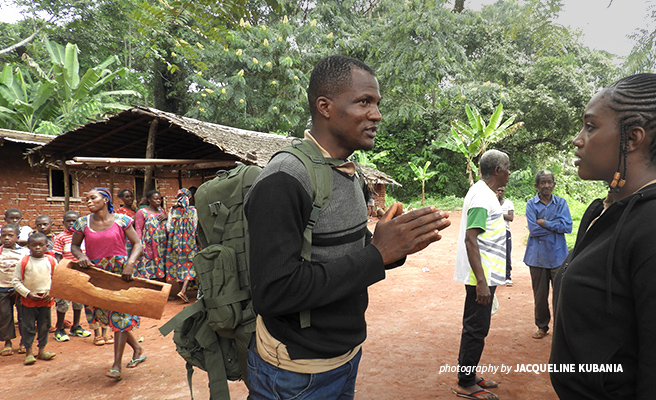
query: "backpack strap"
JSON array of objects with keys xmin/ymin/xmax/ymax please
[
  {"xmin": 20, "ymin": 255, "xmax": 29, "ymax": 279},
  {"xmin": 274, "ymin": 139, "xmax": 345, "ymax": 329},
  {"xmin": 196, "ymin": 319, "xmax": 230, "ymax": 400},
  {"xmin": 47, "ymin": 254, "xmax": 57, "ymax": 273},
  {"xmin": 159, "ymin": 300, "xmax": 205, "ymax": 336},
  {"xmin": 159, "ymin": 302, "xmax": 231, "ymax": 399},
  {"xmin": 21, "ymin": 254, "xmax": 57, "ymax": 279}
]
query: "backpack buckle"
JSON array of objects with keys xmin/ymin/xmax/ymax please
[{"xmin": 208, "ymin": 201, "xmax": 222, "ymax": 216}]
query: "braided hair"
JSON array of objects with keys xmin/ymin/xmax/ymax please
[
  {"xmin": 604, "ymin": 73, "xmax": 656, "ymax": 191},
  {"xmin": 92, "ymin": 187, "xmax": 114, "ymax": 213}
]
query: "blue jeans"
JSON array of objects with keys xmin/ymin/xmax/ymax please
[{"xmin": 247, "ymin": 345, "xmax": 362, "ymax": 400}]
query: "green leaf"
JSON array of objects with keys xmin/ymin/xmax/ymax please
[{"xmin": 64, "ymin": 43, "xmax": 81, "ymax": 90}]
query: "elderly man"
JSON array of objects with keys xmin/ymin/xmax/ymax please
[
  {"xmin": 452, "ymin": 149, "xmax": 510, "ymax": 400},
  {"xmin": 524, "ymin": 170, "xmax": 572, "ymax": 339}
]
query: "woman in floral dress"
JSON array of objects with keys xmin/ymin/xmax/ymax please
[
  {"xmin": 165, "ymin": 188, "xmax": 198, "ymax": 302},
  {"xmin": 134, "ymin": 190, "xmax": 167, "ymax": 280}
]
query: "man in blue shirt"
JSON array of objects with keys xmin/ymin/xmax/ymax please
[{"xmin": 524, "ymin": 170, "xmax": 572, "ymax": 339}]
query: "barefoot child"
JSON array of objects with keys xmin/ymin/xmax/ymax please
[
  {"xmin": 12, "ymin": 232, "xmax": 57, "ymax": 365},
  {"xmin": 0, "ymin": 224, "xmax": 28, "ymax": 356},
  {"xmin": 52, "ymin": 211, "xmax": 91, "ymax": 342}
]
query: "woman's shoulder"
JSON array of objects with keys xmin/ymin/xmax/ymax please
[
  {"xmin": 113, "ymin": 213, "xmax": 133, "ymax": 228},
  {"xmin": 72, "ymin": 215, "xmax": 90, "ymax": 232}
]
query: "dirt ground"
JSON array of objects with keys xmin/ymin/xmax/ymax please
[{"xmin": 0, "ymin": 212, "xmax": 559, "ymax": 400}]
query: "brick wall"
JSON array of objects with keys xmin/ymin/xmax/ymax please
[
  {"xmin": 373, "ymin": 183, "xmax": 386, "ymax": 210},
  {"xmin": 0, "ymin": 142, "xmax": 204, "ymax": 233},
  {"xmin": 1, "ymin": 143, "xmax": 391, "ymax": 231}
]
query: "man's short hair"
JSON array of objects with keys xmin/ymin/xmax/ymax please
[
  {"xmin": 307, "ymin": 55, "xmax": 375, "ymax": 119},
  {"xmin": 28, "ymin": 232, "xmax": 47, "ymax": 244},
  {"xmin": 534, "ymin": 170, "xmax": 555, "ymax": 185},
  {"xmin": 479, "ymin": 149, "xmax": 509, "ymax": 179}
]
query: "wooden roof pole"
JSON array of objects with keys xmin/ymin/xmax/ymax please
[
  {"xmin": 143, "ymin": 118, "xmax": 158, "ymax": 198},
  {"xmin": 62, "ymin": 161, "xmax": 70, "ymax": 212},
  {"xmin": 69, "ymin": 157, "xmax": 220, "ymax": 165},
  {"xmin": 109, "ymin": 168, "xmax": 115, "ymax": 205}
]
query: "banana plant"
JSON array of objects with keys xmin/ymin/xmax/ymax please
[
  {"xmin": 432, "ymin": 103, "xmax": 523, "ymax": 186},
  {"xmin": 44, "ymin": 38, "xmax": 140, "ymax": 120},
  {"xmin": 352, "ymin": 150, "xmax": 389, "ymax": 168},
  {"xmin": 0, "ymin": 64, "xmax": 56, "ymax": 132},
  {"xmin": 408, "ymin": 160, "xmax": 439, "ymax": 206}
]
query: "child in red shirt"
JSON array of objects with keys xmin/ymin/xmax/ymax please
[
  {"xmin": 12, "ymin": 233, "xmax": 57, "ymax": 365},
  {"xmin": 52, "ymin": 211, "xmax": 91, "ymax": 341}
]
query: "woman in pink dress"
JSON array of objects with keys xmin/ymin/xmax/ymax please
[
  {"xmin": 134, "ymin": 190, "xmax": 167, "ymax": 280},
  {"xmin": 71, "ymin": 187, "xmax": 145, "ymax": 381}
]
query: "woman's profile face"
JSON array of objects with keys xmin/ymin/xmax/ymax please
[
  {"xmin": 572, "ymin": 92, "xmax": 621, "ymax": 183},
  {"xmin": 86, "ymin": 190, "xmax": 107, "ymax": 212},
  {"xmin": 148, "ymin": 193, "xmax": 162, "ymax": 208}
]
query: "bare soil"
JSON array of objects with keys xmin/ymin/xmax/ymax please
[{"xmin": 1, "ymin": 212, "xmax": 558, "ymax": 399}]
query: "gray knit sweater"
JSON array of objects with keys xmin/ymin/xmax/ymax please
[{"xmin": 245, "ymin": 152, "xmax": 387, "ymax": 359}]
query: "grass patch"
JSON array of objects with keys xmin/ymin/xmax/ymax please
[{"xmin": 386, "ymin": 193, "xmax": 601, "ymax": 250}]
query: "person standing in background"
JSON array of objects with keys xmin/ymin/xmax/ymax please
[
  {"xmin": 496, "ymin": 186, "xmax": 514, "ymax": 287},
  {"xmin": 452, "ymin": 149, "xmax": 510, "ymax": 400},
  {"xmin": 523, "ymin": 170, "xmax": 572, "ymax": 339}
]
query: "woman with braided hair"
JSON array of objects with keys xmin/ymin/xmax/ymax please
[
  {"xmin": 71, "ymin": 187, "xmax": 146, "ymax": 381},
  {"xmin": 550, "ymin": 73, "xmax": 656, "ymax": 399}
]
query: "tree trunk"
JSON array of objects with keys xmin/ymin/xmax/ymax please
[
  {"xmin": 452, "ymin": 0, "xmax": 465, "ymax": 13},
  {"xmin": 422, "ymin": 181, "xmax": 426, "ymax": 206},
  {"xmin": 143, "ymin": 118, "xmax": 158, "ymax": 197}
]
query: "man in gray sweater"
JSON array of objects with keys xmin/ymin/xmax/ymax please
[{"xmin": 245, "ymin": 55, "xmax": 451, "ymax": 399}]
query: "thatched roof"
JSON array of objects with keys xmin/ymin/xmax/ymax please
[
  {"xmin": 30, "ymin": 106, "xmax": 398, "ymax": 185},
  {"xmin": 0, "ymin": 129, "xmax": 53, "ymax": 146}
]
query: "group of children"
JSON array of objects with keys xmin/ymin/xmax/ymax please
[{"xmin": 0, "ymin": 208, "xmax": 90, "ymax": 366}]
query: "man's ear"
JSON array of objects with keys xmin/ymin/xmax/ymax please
[
  {"xmin": 627, "ymin": 126, "xmax": 647, "ymax": 152},
  {"xmin": 316, "ymin": 96, "xmax": 331, "ymax": 119}
]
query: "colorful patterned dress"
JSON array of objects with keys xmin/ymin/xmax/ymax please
[
  {"xmin": 72, "ymin": 214, "xmax": 140, "ymax": 333},
  {"xmin": 115, "ymin": 206, "xmax": 136, "ymax": 254},
  {"xmin": 115, "ymin": 206, "xmax": 136, "ymax": 218},
  {"xmin": 134, "ymin": 207, "xmax": 167, "ymax": 279},
  {"xmin": 165, "ymin": 188, "xmax": 198, "ymax": 282}
]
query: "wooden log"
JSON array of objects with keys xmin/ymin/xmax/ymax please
[{"xmin": 50, "ymin": 259, "xmax": 172, "ymax": 320}]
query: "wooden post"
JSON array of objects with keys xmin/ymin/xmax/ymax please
[
  {"xmin": 62, "ymin": 161, "xmax": 70, "ymax": 212},
  {"xmin": 143, "ymin": 118, "xmax": 158, "ymax": 198},
  {"xmin": 177, "ymin": 169, "xmax": 183, "ymax": 189},
  {"xmin": 109, "ymin": 168, "xmax": 116, "ymax": 206}
]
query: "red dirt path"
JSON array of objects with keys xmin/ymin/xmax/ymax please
[{"xmin": 1, "ymin": 212, "xmax": 558, "ymax": 399}]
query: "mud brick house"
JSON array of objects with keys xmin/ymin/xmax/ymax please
[
  {"xmin": 11, "ymin": 107, "xmax": 396, "ymax": 231},
  {"xmin": 0, "ymin": 129, "xmax": 58, "ymax": 228}
]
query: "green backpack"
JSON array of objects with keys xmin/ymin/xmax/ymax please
[{"xmin": 159, "ymin": 139, "xmax": 363, "ymax": 399}]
